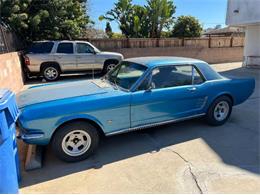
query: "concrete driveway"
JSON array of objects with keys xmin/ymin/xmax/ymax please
[{"xmin": 19, "ymin": 62, "xmax": 260, "ymax": 193}]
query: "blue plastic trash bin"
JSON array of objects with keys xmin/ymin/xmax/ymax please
[{"xmin": 0, "ymin": 89, "xmax": 20, "ymax": 194}]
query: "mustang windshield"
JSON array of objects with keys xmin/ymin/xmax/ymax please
[{"xmin": 106, "ymin": 61, "xmax": 147, "ymax": 90}]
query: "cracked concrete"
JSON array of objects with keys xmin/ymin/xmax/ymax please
[
  {"xmin": 19, "ymin": 62, "xmax": 260, "ymax": 193},
  {"xmin": 145, "ymin": 132, "xmax": 204, "ymax": 193},
  {"xmin": 166, "ymin": 148, "xmax": 204, "ymax": 194}
]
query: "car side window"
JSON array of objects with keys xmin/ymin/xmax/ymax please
[
  {"xmin": 76, "ymin": 43, "xmax": 95, "ymax": 54},
  {"xmin": 150, "ymin": 65, "xmax": 190, "ymax": 89},
  {"xmin": 27, "ymin": 42, "xmax": 54, "ymax": 54},
  {"xmin": 150, "ymin": 65, "xmax": 204, "ymax": 89},
  {"xmin": 193, "ymin": 67, "xmax": 204, "ymax": 85},
  {"xmin": 56, "ymin": 43, "xmax": 73, "ymax": 54}
]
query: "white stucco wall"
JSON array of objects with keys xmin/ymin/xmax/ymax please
[
  {"xmin": 226, "ymin": 0, "xmax": 260, "ymax": 26},
  {"xmin": 244, "ymin": 25, "xmax": 260, "ymax": 66},
  {"xmin": 226, "ymin": 0, "xmax": 260, "ymax": 66},
  {"xmin": 244, "ymin": 25, "xmax": 260, "ymax": 56}
]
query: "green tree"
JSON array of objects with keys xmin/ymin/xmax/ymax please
[
  {"xmin": 172, "ymin": 15, "xmax": 203, "ymax": 38},
  {"xmin": 105, "ymin": 22, "xmax": 113, "ymax": 38},
  {"xmin": 99, "ymin": 0, "xmax": 134, "ymax": 38},
  {"xmin": 145, "ymin": 0, "xmax": 176, "ymax": 38},
  {"xmin": 0, "ymin": 0, "xmax": 91, "ymax": 42},
  {"xmin": 131, "ymin": 5, "xmax": 149, "ymax": 38},
  {"xmin": 100, "ymin": 0, "xmax": 175, "ymax": 38}
]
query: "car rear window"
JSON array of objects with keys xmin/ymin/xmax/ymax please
[
  {"xmin": 56, "ymin": 43, "xmax": 73, "ymax": 54},
  {"xmin": 27, "ymin": 42, "xmax": 54, "ymax": 54}
]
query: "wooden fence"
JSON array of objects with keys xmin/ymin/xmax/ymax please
[
  {"xmin": 0, "ymin": 24, "xmax": 24, "ymax": 54},
  {"xmin": 88, "ymin": 37, "xmax": 244, "ymax": 50}
]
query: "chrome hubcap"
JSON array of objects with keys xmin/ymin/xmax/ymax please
[
  {"xmin": 214, "ymin": 101, "xmax": 229, "ymax": 121},
  {"xmin": 107, "ymin": 64, "xmax": 116, "ymax": 71},
  {"xmin": 44, "ymin": 67, "xmax": 58, "ymax": 80},
  {"xmin": 62, "ymin": 130, "xmax": 91, "ymax": 157}
]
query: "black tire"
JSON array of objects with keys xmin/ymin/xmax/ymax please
[
  {"xmin": 51, "ymin": 121, "xmax": 99, "ymax": 162},
  {"xmin": 41, "ymin": 64, "xmax": 60, "ymax": 81},
  {"xmin": 206, "ymin": 96, "xmax": 232, "ymax": 126},
  {"xmin": 102, "ymin": 60, "xmax": 118, "ymax": 74}
]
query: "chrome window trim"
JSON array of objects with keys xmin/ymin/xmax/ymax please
[{"xmin": 106, "ymin": 113, "xmax": 206, "ymax": 136}]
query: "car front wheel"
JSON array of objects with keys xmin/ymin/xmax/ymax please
[
  {"xmin": 51, "ymin": 121, "xmax": 99, "ymax": 162},
  {"xmin": 206, "ymin": 96, "xmax": 232, "ymax": 126}
]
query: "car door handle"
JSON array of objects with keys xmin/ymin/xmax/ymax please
[{"xmin": 187, "ymin": 87, "xmax": 197, "ymax": 92}]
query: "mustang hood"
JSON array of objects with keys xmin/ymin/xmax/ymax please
[{"xmin": 17, "ymin": 80, "xmax": 112, "ymax": 108}]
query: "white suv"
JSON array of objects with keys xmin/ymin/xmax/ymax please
[{"xmin": 24, "ymin": 40, "xmax": 124, "ymax": 81}]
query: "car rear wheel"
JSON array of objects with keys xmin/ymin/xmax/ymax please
[
  {"xmin": 206, "ymin": 96, "xmax": 232, "ymax": 126},
  {"xmin": 42, "ymin": 65, "xmax": 60, "ymax": 81},
  {"xmin": 51, "ymin": 121, "xmax": 99, "ymax": 162}
]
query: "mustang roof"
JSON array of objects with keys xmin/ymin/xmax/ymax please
[{"xmin": 125, "ymin": 56, "xmax": 206, "ymax": 67}]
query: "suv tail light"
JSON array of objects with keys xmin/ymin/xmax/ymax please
[{"xmin": 24, "ymin": 55, "xmax": 30, "ymax": 66}]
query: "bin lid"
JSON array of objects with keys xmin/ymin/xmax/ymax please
[
  {"xmin": 0, "ymin": 89, "xmax": 19, "ymax": 125},
  {"xmin": 0, "ymin": 89, "xmax": 12, "ymax": 107}
]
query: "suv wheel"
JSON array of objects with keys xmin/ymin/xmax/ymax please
[
  {"xmin": 103, "ymin": 61, "xmax": 118, "ymax": 74},
  {"xmin": 51, "ymin": 121, "xmax": 99, "ymax": 162},
  {"xmin": 42, "ymin": 65, "xmax": 60, "ymax": 81}
]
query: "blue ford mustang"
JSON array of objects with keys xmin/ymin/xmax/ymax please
[{"xmin": 17, "ymin": 57, "xmax": 255, "ymax": 162}]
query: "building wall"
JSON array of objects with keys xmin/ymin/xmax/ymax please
[
  {"xmin": 0, "ymin": 52, "xmax": 24, "ymax": 93},
  {"xmin": 226, "ymin": 0, "xmax": 260, "ymax": 26},
  {"xmin": 244, "ymin": 25, "xmax": 260, "ymax": 56},
  {"xmin": 244, "ymin": 25, "xmax": 260, "ymax": 66},
  {"xmin": 226, "ymin": 0, "xmax": 260, "ymax": 65},
  {"xmin": 110, "ymin": 47, "xmax": 244, "ymax": 64}
]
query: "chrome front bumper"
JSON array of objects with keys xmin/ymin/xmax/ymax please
[
  {"xmin": 16, "ymin": 122, "xmax": 44, "ymax": 140},
  {"xmin": 17, "ymin": 133, "xmax": 44, "ymax": 140}
]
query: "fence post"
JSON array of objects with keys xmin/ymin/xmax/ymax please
[
  {"xmin": 208, "ymin": 36, "xmax": 211, "ymax": 48},
  {"xmin": 230, "ymin": 36, "xmax": 233, "ymax": 47},
  {"xmin": 181, "ymin": 38, "xmax": 184, "ymax": 47},
  {"xmin": 156, "ymin": 38, "xmax": 159, "ymax": 47},
  {"xmin": 0, "ymin": 25, "xmax": 9, "ymax": 52},
  {"xmin": 125, "ymin": 38, "xmax": 129, "ymax": 48}
]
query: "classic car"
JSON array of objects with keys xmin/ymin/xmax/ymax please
[{"xmin": 17, "ymin": 57, "xmax": 255, "ymax": 162}]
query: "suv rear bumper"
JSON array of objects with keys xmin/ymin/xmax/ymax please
[{"xmin": 27, "ymin": 65, "xmax": 41, "ymax": 73}]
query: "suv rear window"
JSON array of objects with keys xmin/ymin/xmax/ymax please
[
  {"xmin": 27, "ymin": 42, "xmax": 54, "ymax": 54},
  {"xmin": 56, "ymin": 43, "xmax": 73, "ymax": 54}
]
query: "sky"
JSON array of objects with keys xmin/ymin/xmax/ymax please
[{"xmin": 89, "ymin": 0, "xmax": 228, "ymax": 33}]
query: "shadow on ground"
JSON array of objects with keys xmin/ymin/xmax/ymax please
[{"xmin": 20, "ymin": 67, "xmax": 260, "ymax": 188}]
